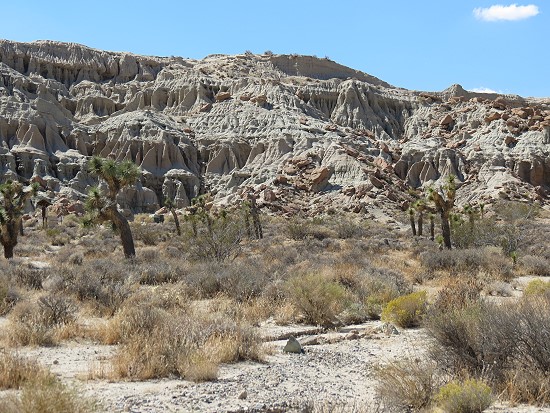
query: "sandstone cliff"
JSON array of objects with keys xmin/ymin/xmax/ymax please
[{"xmin": 0, "ymin": 40, "xmax": 548, "ymax": 215}]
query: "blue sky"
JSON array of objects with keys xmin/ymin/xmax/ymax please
[{"xmin": 2, "ymin": 1, "xmax": 548, "ymax": 97}]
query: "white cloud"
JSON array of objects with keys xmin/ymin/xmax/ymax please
[
  {"xmin": 469, "ymin": 87, "xmax": 499, "ymax": 93},
  {"xmin": 473, "ymin": 4, "xmax": 539, "ymax": 21}
]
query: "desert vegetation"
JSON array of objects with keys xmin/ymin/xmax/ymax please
[{"xmin": 0, "ymin": 195, "xmax": 549, "ymax": 412}]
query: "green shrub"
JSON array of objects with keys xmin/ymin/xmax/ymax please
[
  {"xmin": 285, "ymin": 273, "xmax": 350, "ymax": 326},
  {"xmin": 524, "ymin": 279, "xmax": 550, "ymax": 296},
  {"xmin": 381, "ymin": 291, "xmax": 427, "ymax": 328},
  {"xmin": 435, "ymin": 379, "xmax": 492, "ymax": 413}
]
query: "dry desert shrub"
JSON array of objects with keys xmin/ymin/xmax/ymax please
[
  {"xmin": 187, "ymin": 215, "xmax": 245, "ymax": 263},
  {"xmin": 97, "ymin": 293, "xmax": 262, "ymax": 382},
  {"xmin": 0, "ymin": 376, "xmax": 97, "ymax": 413},
  {"xmin": 7, "ymin": 294, "xmax": 77, "ymax": 346},
  {"xmin": 0, "ymin": 352, "xmax": 50, "ymax": 390},
  {"xmin": 51, "ymin": 260, "xmax": 134, "ymax": 315},
  {"xmin": 0, "ymin": 350, "xmax": 97, "ymax": 412},
  {"xmin": 308, "ymin": 400, "xmax": 383, "ymax": 412},
  {"xmin": 503, "ymin": 369, "xmax": 550, "ymax": 406},
  {"xmin": 130, "ymin": 222, "xmax": 167, "ymax": 246},
  {"xmin": 0, "ymin": 275, "xmax": 21, "ymax": 316},
  {"xmin": 376, "ymin": 359, "xmax": 441, "ymax": 412},
  {"xmin": 183, "ymin": 259, "xmax": 276, "ymax": 301},
  {"xmin": 521, "ymin": 254, "xmax": 550, "ymax": 276},
  {"xmin": 110, "ymin": 311, "xmax": 262, "ymax": 382},
  {"xmin": 426, "ymin": 293, "xmax": 550, "ymax": 405},
  {"xmin": 11, "ymin": 263, "xmax": 44, "ymax": 290},
  {"xmin": 420, "ymin": 247, "xmax": 513, "ymax": 280},
  {"xmin": 431, "ymin": 277, "xmax": 482, "ymax": 313}
]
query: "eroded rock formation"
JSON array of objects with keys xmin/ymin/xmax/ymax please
[{"xmin": 0, "ymin": 40, "xmax": 548, "ymax": 216}]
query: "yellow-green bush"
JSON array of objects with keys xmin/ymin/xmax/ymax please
[
  {"xmin": 381, "ymin": 291, "xmax": 427, "ymax": 328},
  {"xmin": 285, "ymin": 273, "xmax": 350, "ymax": 327},
  {"xmin": 435, "ymin": 379, "xmax": 492, "ymax": 413},
  {"xmin": 524, "ymin": 279, "xmax": 550, "ymax": 296}
]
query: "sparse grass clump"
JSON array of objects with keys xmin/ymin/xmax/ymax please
[
  {"xmin": 0, "ymin": 352, "xmax": 97, "ymax": 413},
  {"xmin": 0, "ymin": 376, "xmax": 97, "ymax": 413},
  {"xmin": 0, "ymin": 352, "xmax": 50, "ymax": 390},
  {"xmin": 381, "ymin": 291, "xmax": 427, "ymax": 328},
  {"xmin": 435, "ymin": 379, "xmax": 493, "ymax": 413},
  {"xmin": 376, "ymin": 359, "xmax": 440, "ymax": 411}
]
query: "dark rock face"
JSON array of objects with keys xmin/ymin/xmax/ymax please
[{"xmin": 0, "ymin": 40, "xmax": 548, "ymax": 214}]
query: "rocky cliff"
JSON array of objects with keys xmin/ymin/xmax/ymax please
[{"xmin": 0, "ymin": 40, "xmax": 548, "ymax": 216}]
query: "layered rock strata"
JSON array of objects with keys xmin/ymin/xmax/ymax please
[{"xmin": 0, "ymin": 40, "xmax": 548, "ymax": 215}]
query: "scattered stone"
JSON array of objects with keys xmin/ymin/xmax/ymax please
[
  {"xmin": 377, "ymin": 323, "xmax": 400, "ymax": 335},
  {"xmin": 283, "ymin": 336, "xmax": 304, "ymax": 354},
  {"xmin": 216, "ymin": 91, "xmax": 231, "ymax": 102}
]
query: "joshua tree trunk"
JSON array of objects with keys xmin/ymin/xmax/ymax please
[
  {"xmin": 3, "ymin": 243, "xmax": 14, "ymax": 259},
  {"xmin": 417, "ymin": 211, "xmax": 424, "ymax": 236},
  {"xmin": 440, "ymin": 211, "xmax": 452, "ymax": 249},
  {"xmin": 245, "ymin": 213, "xmax": 252, "ymax": 238},
  {"xmin": 1, "ymin": 220, "xmax": 19, "ymax": 259},
  {"xmin": 409, "ymin": 211, "xmax": 417, "ymax": 236},
  {"xmin": 41, "ymin": 205, "xmax": 48, "ymax": 229},
  {"xmin": 105, "ymin": 206, "xmax": 135, "ymax": 258},
  {"xmin": 429, "ymin": 215, "xmax": 435, "ymax": 241},
  {"xmin": 252, "ymin": 211, "xmax": 263, "ymax": 239},
  {"xmin": 170, "ymin": 209, "xmax": 181, "ymax": 236}
]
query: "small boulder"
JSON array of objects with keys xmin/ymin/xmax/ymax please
[
  {"xmin": 215, "ymin": 91, "xmax": 231, "ymax": 102},
  {"xmin": 199, "ymin": 103, "xmax": 212, "ymax": 112},
  {"xmin": 283, "ymin": 336, "xmax": 304, "ymax": 354},
  {"xmin": 440, "ymin": 114, "xmax": 454, "ymax": 126},
  {"xmin": 377, "ymin": 322, "xmax": 400, "ymax": 335},
  {"xmin": 485, "ymin": 112, "xmax": 501, "ymax": 123}
]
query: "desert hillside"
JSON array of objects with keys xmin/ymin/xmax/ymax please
[
  {"xmin": 1, "ymin": 40, "xmax": 550, "ymax": 413},
  {"xmin": 0, "ymin": 40, "xmax": 548, "ymax": 216}
]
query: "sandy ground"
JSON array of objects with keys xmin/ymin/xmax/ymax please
[{"xmin": 2, "ymin": 317, "xmax": 549, "ymax": 412}]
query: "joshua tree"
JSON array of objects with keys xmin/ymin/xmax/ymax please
[
  {"xmin": 428, "ymin": 212, "xmax": 435, "ymax": 241},
  {"xmin": 463, "ymin": 203, "xmax": 477, "ymax": 231},
  {"xmin": 188, "ymin": 194, "xmax": 213, "ymax": 237},
  {"xmin": 427, "ymin": 175, "xmax": 457, "ymax": 249},
  {"xmin": 164, "ymin": 199, "xmax": 181, "ymax": 236},
  {"xmin": 244, "ymin": 192, "xmax": 263, "ymax": 240},
  {"xmin": 35, "ymin": 197, "xmax": 52, "ymax": 229},
  {"xmin": 413, "ymin": 199, "xmax": 428, "ymax": 236},
  {"xmin": 85, "ymin": 156, "xmax": 140, "ymax": 258},
  {"xmin": 408, "ymin": 207, "xmax": 417, "ymax": 236},
  {"xmin": 0, "ymin": 181, "xmax": 39, "ymax": 259}
]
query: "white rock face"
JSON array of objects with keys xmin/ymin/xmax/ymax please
[{"xmin": 0, "ymin": 40, "xmax": 548, "ymax": 213}]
